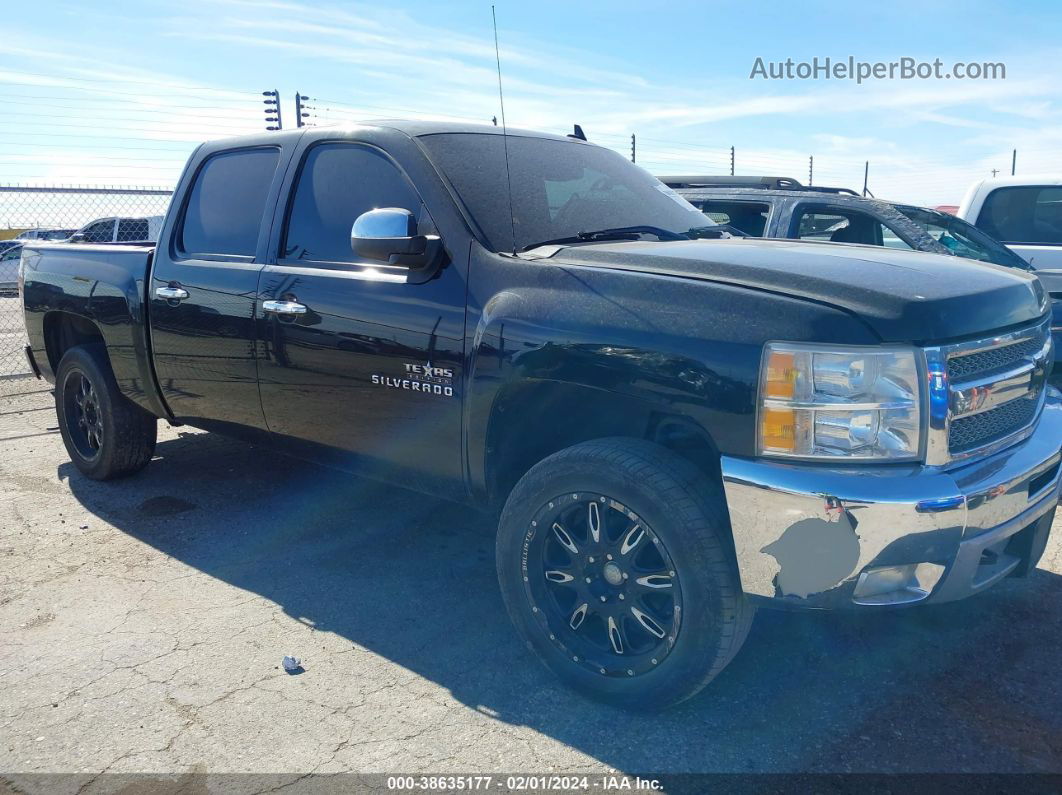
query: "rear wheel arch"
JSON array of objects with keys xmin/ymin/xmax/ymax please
[{"xmin": 43, "ymin": 311, "xmax": 106, "ymax": 375}]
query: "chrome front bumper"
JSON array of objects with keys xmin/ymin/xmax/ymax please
[{"xmin": 721, "ymin": 391, "xmax": 1062, "ymax": 608}]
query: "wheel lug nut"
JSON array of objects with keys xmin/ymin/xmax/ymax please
[
  {"xmin": 585, "ymin": 577, "xmax": 591, "ymax": 584},
  {"xmin": 588, "ymin": 556, "xmax": 594, "ymax": 563},
  {"xmin": 606, "ymin": 554, "xmax": 613, "ymax": 560},
  {"xmin": 622, "ymin": 572, "xmax": 628, "ymax": 580},
  {"xmin": 599, "ymin": 596, "xmax": 607, "ymax": 602},
  {"xmin": 619, "ymin": 594, "xmax": 625, "ymax": 600}
]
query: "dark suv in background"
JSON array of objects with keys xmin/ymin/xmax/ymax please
[
  {"xmin": 663, "ymin": 176, "xmax": 1032, "ymax": 270},
  {"xmin": 664, "ymin": 176, "xmax": 1059, "ymax": 379}
]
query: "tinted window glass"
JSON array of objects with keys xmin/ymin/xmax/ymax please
[
  {"xmin": 693, "ymin": 200, "xmax": 769, "ymax": 236},
  {"xmin": 181, "ymin": 148, "xmax": 279, "ymax": 257},
  {"xmin": 977, "ymin": 186, "xmax": 1062, "ymax": 245},
  {"xmin": 117, "ymin": 218, "xmax": 149, "ymax": 241},
  {"xmin": 284, "ymin": 143, "xmax": 422, "ymax": 263},
  {"xmin": 81, "ymin": 220, "xmax": 115, "ymax": 243},
  {"xmin": 418, "ymin": 133, "xmax": 709, "ymax": 252}
]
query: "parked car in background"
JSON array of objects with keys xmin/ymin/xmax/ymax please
[
  {"xmin": 15, "ymin": 228, "xmax": 77, "ymax": 241},
  {"xmin": 663, "ymin": 176, "xmax": 1033, "ymax": 270},
  {"xmin": 0, "ymin": 242, "xmax": 21, "ymax": 295},
  {"xmin": 69, "ymin": 216, "xmax": 164, "ymax": 244},
  {"xmin": 666, "ymin": 176, "xmax": 1059, "ymax": 376},
  {"xmin": 0, "ymin": 240, "xmax": 21, "ymax": 256}
]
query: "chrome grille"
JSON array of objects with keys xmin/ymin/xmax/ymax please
[
  {"xmin": 947, "ymin": 335, "xmax": 1046, "ymax": 380},
  {"xmin": 948, "ymin": 396, "xmax": 1039, "ymax": 453},
  {"xmin": 925, "ymin": 319, "xmax": 1052, "ymax": 466}
]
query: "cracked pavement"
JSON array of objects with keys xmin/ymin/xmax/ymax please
[{"xmin": 1, "ymin": 384, "xmax": 1062, "ymax": 782}]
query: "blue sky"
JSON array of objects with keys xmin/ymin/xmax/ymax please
[{"xmin": 3, "ymin": 0, "xmax": 1062, "ymax": 205}]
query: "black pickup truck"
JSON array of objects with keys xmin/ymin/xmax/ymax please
[{"xmin": 18, "ymin": 122, "xmax": 1062, "ymax": 709}]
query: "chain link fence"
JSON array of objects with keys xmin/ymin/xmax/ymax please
[{"xmin": 0, "ymin": 186, "xmax": 173, "ymax": 394}]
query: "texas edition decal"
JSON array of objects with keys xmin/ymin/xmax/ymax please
[{"xmin": 372, "ymin": 363, "xmax": 455, "ymax": 397}]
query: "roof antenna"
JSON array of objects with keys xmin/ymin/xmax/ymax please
[
  {"xmin": 492, "ymin": 5, "xmax": 517, "ymax": 255},
  {"xmin": 568, "ymin": 124, "xmax": 587, "ymax": 141}
]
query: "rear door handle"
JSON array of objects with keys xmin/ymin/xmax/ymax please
[
  {"xmin": 263, "ymin": 299, "xmax": 307, "ymax": 315},
  {"xmin": 155, "ymin": 285, "xmax": 189, "ymax": 301}
]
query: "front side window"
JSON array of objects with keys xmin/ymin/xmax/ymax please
[
  {"xmin": 417, "ymin": 133, "xmax": 709, "ymax": 252},
  {"xmin": 81, "ymin": 220, "xmax": 115, "ymax": 243},
  {"xmin": 180, "ymin": 147, "xmax": 280, "ymax": 258},
  {"xmin": 793, "ymin": 207, "xmax": 912, "ymax": 249},
  {"xmin": 283, "ymin": 143, "xmax": 424, "ymax": 264},
  {"xmin": 976, "ymin": 186, "xmax": 1062, "ymax": 245}
]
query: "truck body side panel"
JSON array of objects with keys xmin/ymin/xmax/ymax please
[
  {"xmin": 463, "ymin": 244, "xmax": 879, "ymax": 503},
  {"xmin": 20, "ymin": 243, "xmax": 169, "ymax": 419}
]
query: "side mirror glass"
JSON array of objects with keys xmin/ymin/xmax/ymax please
[{"xmin": 351, "ymin": 207, "xmax": 441, "ymax": 268}]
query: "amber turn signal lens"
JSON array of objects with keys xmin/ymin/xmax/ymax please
[
  {"xmin": 764, "ymin": 351, "xmax": 796, "ymax": 400},
  {"xmin": 760, "ymin": 407, "xmax": 796, "ymax": 453}
]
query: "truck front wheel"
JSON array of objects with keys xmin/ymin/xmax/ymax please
[
  {"xmin": 497, "ymin": 438, "xmax": 754, "ymax": 710},
  {"xmin": 55, "ymin": 344, "xmax": 157, "ymax": 480}
]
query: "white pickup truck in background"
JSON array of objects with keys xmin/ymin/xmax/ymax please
[
  {"xmin": 959, "ymin": 176, "xmax": 1062, "ymax": 371},
  {"xmin": 958, "ymin": 176, "xmax": 1062, "ymax": 288}
]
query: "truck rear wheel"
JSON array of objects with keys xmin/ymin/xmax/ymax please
[
  {"xmin": 55, "ymin": 344, "xmax": 157, "ymax": 480},
  {"xmin": 497, "ymin": 438, "xmax": 754, "ymax": 710}
]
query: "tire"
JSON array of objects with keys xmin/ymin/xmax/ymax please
[
  {"xmin": 497, "ymin": 437, "xmax": 754, "ymax": 710},
  {"xmin": 55, "ymin": 344, "xmax": 157, "ymax": 480}
]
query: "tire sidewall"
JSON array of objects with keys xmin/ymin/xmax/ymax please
[
  {"xmin": 56, "ymin": 346, "xmax": 119, "ymax": 479},
  {"xmin": 498, "ymin": 443, "xmax": 734, "ymax": 709}
]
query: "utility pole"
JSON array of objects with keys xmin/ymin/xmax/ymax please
[
  {"xmin": 295, "ymin": 93, "xmax": 313, "ymax": 127},
  {"xmin": 991, "ymin": 169, "xmax": 999, "ymax": 178},
  {"xmin": 1012, "ymin": 148, "xmax": 1017, "ymax": 176},
  {"xmin": 630, "ymin": 133, "xmax": 636, "ymax": 163},
  {"xmin": 808, "ymin": 155, "xmax": 813, "ymax": 186},
  {"xmin": 263, "ymin": 89, "xmax": 282, "ymax": 131},
  {"xmin": 729, "ymin": 146, "xmax": 735, "ymax": 176}
]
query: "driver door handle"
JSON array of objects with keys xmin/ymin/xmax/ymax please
[
  {"xmin": 155, "ymin": 285, "xmax": 189, "ymax": 301},
  {"xmin": 263, "ymin": 299, "xmax": 307, "ymax": 315}
]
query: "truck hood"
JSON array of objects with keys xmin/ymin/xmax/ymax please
[{"xmin": 545, "ymin": 238, "xmax": 1047, "ymax": 343}]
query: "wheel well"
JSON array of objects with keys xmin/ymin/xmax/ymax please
[
  {"xmin": 486, "ymin": 382, "xmax": 724, "ymax": 510},
  {"xmin": 43, "ymin": 312, "xmax": 105, "ymax": 374}
]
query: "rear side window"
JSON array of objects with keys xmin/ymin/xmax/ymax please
[
  {"xmin": 283, "ymin": 143, "xmax": 423, "ymax": 264},
  {"xmin": 977, "ymin": 186, "xmax": 1062, "ymax": 245},
  {"xmin": 694, "ymin": 200, "xmax": 769, "ymax": 236},
  {"xmin": 792, "ymin": 207, "xmax": 912, "ymax": 249},
  {"xmin": 181, "ymin": 148, "xmax": 280, "ymax": 258}
]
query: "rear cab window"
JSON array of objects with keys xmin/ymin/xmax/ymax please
[
  {"xmin": 179, "ymin": 147, "xmax": 281, "ymax": 259},
  {"xmin": 977, "ymin": 186, "xmax": 1062, "ymax": 245}
]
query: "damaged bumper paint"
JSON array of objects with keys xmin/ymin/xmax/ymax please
[{"xmin": 721, "ymin": 392, "xmax": 1062, "ymax": 608}]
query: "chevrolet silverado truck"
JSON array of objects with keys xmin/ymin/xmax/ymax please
[{"xmin": 18, "ymin": 122, "xmax": 1062, "ymax": 709}]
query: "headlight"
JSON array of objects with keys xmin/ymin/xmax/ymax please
[{"xmin": 758, "ymin": 343, "xmax": 922, "ymax": 461}]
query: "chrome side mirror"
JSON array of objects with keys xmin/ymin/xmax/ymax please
[{"xmin": 350, "ymin": 207, "xmax": 441, "ymax": 268}]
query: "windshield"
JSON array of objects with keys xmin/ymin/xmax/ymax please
[
  {"xmin": 418, "ymin": 132, "xmax": 712, "ymax": 252},
  {"xmin": 895, "ymin": 205, "xmax": 1031, "ymax": 271}
]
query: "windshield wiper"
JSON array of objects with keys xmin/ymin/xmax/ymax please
[
  {"xmin": 686, "ymin": 224, "xmax": 749, "ymax": 239},
  {"xmin": 521, "ymin": 225, "xmax": 687, "ymax": 251}
]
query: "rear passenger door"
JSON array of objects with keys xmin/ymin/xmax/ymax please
[{"xmin": 149, "ymin": 145, "xmax": 289, "ymax": 433}]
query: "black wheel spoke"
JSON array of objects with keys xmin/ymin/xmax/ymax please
[{"xmin": 525, "ymin": 492, "xmax": 680, "ymax": 678}]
